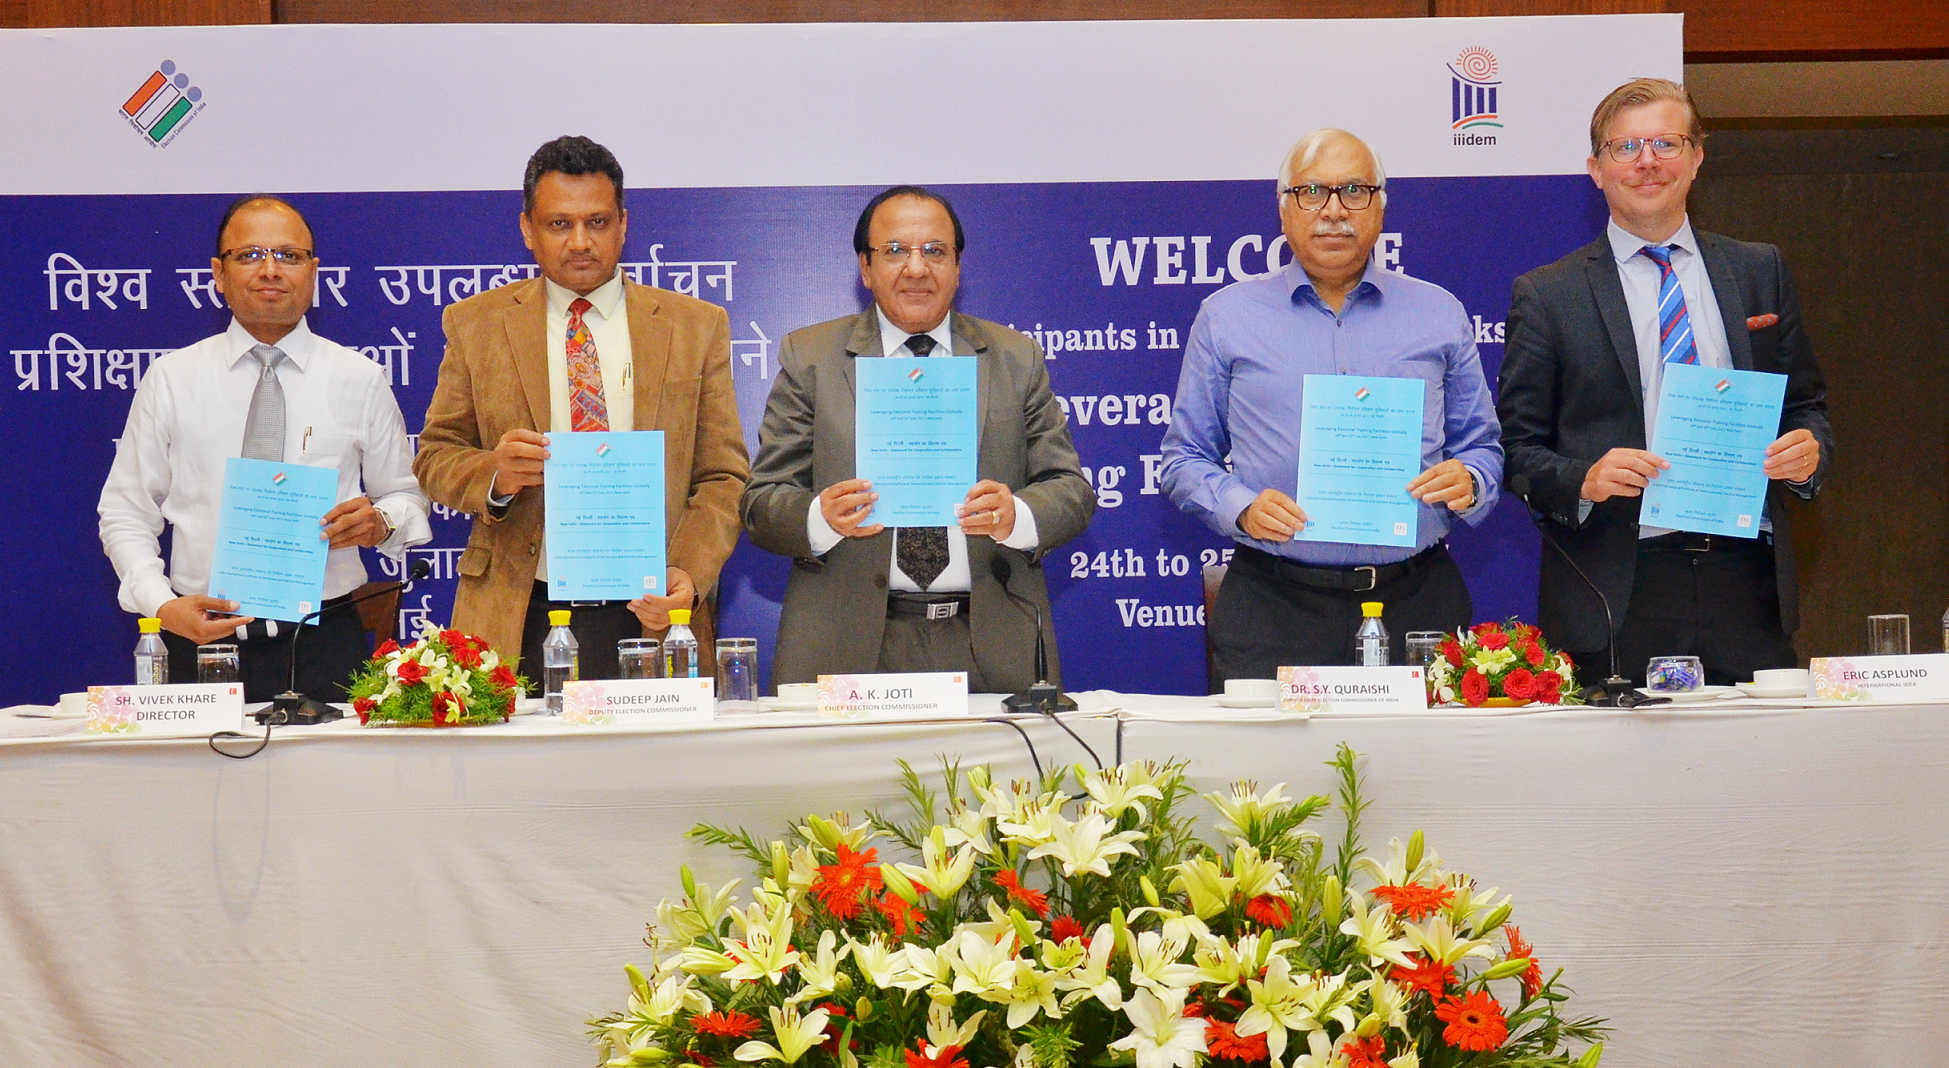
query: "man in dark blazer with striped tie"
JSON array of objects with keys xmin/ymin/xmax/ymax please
[{"xmin": 1497, "ymin": 78, "xmax": 1834, "ymax": 687}]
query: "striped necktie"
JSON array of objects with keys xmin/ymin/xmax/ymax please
[
  {"xmin": 894, "ymin": 331, "xmax": 950, "ymax": 589},
  {"xmin": 1639, "ymin": 244, "xmax": 1699, "ymax": 365},
  {"xmin": 239, "ymin": 344, "xmax": 287, "ymax": 460},
  {"xmin": 566, "ymin": 297, "xmax": 609, "ymax": 432}
]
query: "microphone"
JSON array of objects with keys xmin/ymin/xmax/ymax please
[
  {"xmin": 1527, "ymin": 514, "xmax": 1665, "ymax": 708},
  {"xmin": 988, "ymin": 554, "xmax": 1076, "ymax": 716},
  {"xmin": 258, "ymin": 559, "xmax": 432, "ymax": 726}
]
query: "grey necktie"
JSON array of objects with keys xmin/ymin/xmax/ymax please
[
  {"xmin": 894, "ymin": 332, "xmax": 950, "ymax": 589},
  {"xmin": 239, "ymin": 344, "xmax": 287, "ymax": 461}
]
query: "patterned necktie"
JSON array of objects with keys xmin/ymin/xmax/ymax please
[
  {"xmin": 1639, "ymin": 245, "xmax": 1699, "ymax": 365},
  {"xmin": 566, "ymin": 297, "xmax": 609, "ymax": 432},
  {"xmin": 239, "ymin": 344, "xmax": 287, "ymax": 461},
  {"xmin": 894, "ymin": 331, "xmax": 950, "ymax": 590}
]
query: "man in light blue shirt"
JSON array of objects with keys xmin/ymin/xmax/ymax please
[{"xmin": 1161, "ymin": 128, "xmax": 1502, "ymax": 681}]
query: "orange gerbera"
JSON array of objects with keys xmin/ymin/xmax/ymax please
[
  {"xmin": 1369, "ymin": 882, "xmax": 1454, "ymax": 919},
  {"xmin": 992, "ymin": 869, "xmax": 1051, "ymax": 918},
  {"xmin": 1204, "ymin": 1019, "xmax": 1269, "ymax": 1062},
  {"xmin": 1243, "ymin": 894, "xmax": 1293, "ymax": 927},
  {"xmin": 811, "ymin": 844, "xmax": 883, "ymax": 920},
  {"xmin": 904, "ymin": 1044, "xmax": 970, "ymax": 1068},
  {"xmin": 691, "ymin": 1010, "xmax": 762, "ymax": 1038},
  {"xmin": 1436, "ymin": 990, "xmax": 1509, "ymax": 1052},
  {"xmin": 1340, "ymin": 1035, "xmax": 1389, "ymax": 1068},
  {"xmin": 1389, "ymin": 953, "xmax": 1455, "ymax": 998},
  {"xmin": 1505, "ymin": 925, "xmax": 1543, "ymax": 999},
  {"xmin": 876, "ymin": 889, "xmax": 925, "ymax": 939}
]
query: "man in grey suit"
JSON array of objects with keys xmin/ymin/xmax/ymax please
[
  {"xmin": 742, "ymin": 186, "xmax": 1094, "ymax": 693},
  {"xmin": 1498, "ymin": 78, "xmax": 1832, "ymax": 687}
]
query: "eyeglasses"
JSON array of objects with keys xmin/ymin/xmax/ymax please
[
  {"xmin": 219, "ymin": 246, "xmax": 316, "ymax": 267},
  {"xmin": 873, "ymin": 241, "xmax": 952, "ymax": 264},
  {"xmin": 1597, "ymin": 134, "xmax": 1695, "ymax": 164},
  {"xmin": 1280, "ymin": 183, "xmax": 1383, "ymax": 211}
]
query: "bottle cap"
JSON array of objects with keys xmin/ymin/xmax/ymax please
[
  {"xmin": 1361, "ymin": 602, "xmax": 1383, "ymax": 617},
  {"xmin": 669, "ymin": 608, "xmax": 692, "ymax": 626},
  {"xmin": 548, "ymin": 610, "xmax": 571, "ymax": 626},
  {"xmin": 138, "ymin": 617, "xmax": 161, "ymax": 634}
]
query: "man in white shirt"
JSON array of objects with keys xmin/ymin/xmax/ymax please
[
  {"xmin": 1498, "ymin": 79, "xmax": 1834, "ymax": 687},
  {"xmin": 98, "ymin": 196, "xmax": 432, "ymax": 700},
  {"xmin": 741, "ymin": 186, "xmax": 1095, "ymax": 692}
]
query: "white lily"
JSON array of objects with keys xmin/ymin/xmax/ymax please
[
  {"xmin": 1170, "ymin": 856, "xmax": 1237, "ymax": 920},
  {"xmin": 1027, "ymin": 812, "xmax": 1145, "ymax": 878},
  {"xmin": 848, "ymin": 934, "xmax": 903, "ymax": 989},
  {"xmin": 1229, "ymin": 844, "xmax": 1289, "ymax": 901},
  {"xmin": 1236, "ymin": 955, "xmax": 1323, "ymax": 1063},
  {"xmin": 891, "ymin": 943, "xmax": 953, "ymax": 995},
  {"xmin": 1366, "ymin": 977, "xmax": 1411, "ymax": 1033},
  {"xmin": 1194, "ymin": 931, "xmax": 1296, "ymax": 993},
  {"xmin": 1204, "ymin": 781, "xmax": 1296, "ymax": 841},
  {"xmin": 787, "ymin": 930, "xmax": 850, "ymax": 1004},
  {"xmin": 722, "ymin": 901, "xmax": 801, "ymax": 984},
  {"xmin": 1401, "ymin": 912, "xmax": 1495, "ymax": 967},
  {"xmin": 1386, "ymin": 1051, "xmax": 1420, "ymax": 1068},
  {"xmin": 944, "ymin": 928, "xmax": 1020, "ymax": 997},
  {"xmin": 1446, "ymin": 881, "xmax": 1511, "ymax": 931},
  {"xmin": 926, "ymin": 1001, "xmax": 987, "ymax": 1050},
  {"xmin": 1338, "ymin": 889, "xmax": 1415, "ymax": 969},
  {"xmin": 733, "ymin": 1004, "xmax": 831, "ymax": 1065},
  {"xmin": 1055, "ymin": 922, "xmax": 1123, "ymax": 1009},
  {"xmin": 941, "ymin": 805, "xmax": 996, "ymax": 857},
  {"xmin": 1127, "ymin": 929, "xmax": 1200, "ymax": 992},
  {"xmin": 998, "ymin": 961, "xmax": 1064, "ymax": 1027},
  {"xmin": 1287, "ymin": 1027, "xmax": 1349, "ymax": 1068},
  {"xmin": 644, "ymin": 971, "xmax": 711, "ymax": 1023},
  {"xmin": 1302, "ymin": 971, "xmax": 1361, "ymax": 1033},
  {"xmin": 1353, "ymin": 837, "xmax": 1443, "ymax": 889},
  {"xmin": 896, "ymin": 831, "xmax": 976, "ymax": 898},
  {"xmin": 1078, "ymin": 764, "xmax": 1166, "ymax": 823},
  {"xmin": 995, "ymin": 793, "xmax": 1064, "ymax": 847},
  {"xmin": 787, "ymin": 844, "xmax": 821, "ymax": 897},
  {"xmin": 680, "ymin": 944, "xmax": 736, "ymax": 976},
  {"xmin": 1108, "ymin": 987, "xmax": 1208, "ymax": 1068}
]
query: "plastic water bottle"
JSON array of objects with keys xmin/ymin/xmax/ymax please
[
  {"xmin": 542, "ymin": 609, "xmax": 578, "ymax": 715},
  {"xmin": 134, "ymin": 616, "xmax": 169, "ymax": 685},
  {"xmin": 1355, "ymin": 601, "xmax": 1390, "ymax": 667},
  {"xmin": 665, "ymin": 608, "xmax": 699, "ymax": 679}
]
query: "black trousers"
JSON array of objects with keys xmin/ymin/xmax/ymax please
[
  {"xmin": 162, "ymin": 605, "xmax": 370, "ymax": 704},
  {"xmin": 1570, "ymin": 534, "xmax": 1796, "ymax": 688},
  {"xmin": 518, "ymin": 582, "xmax": 642, "ymax": 691},
  {"xmin": 1211, "ymin": 544, "xmax": 1473, "ymax": 687}
]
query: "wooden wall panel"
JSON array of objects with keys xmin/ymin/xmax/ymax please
[
  {"xmin": 269, "ymin": 0, "xmax": 1418, "ymax": 23},
  {"xmin": 5, "ymin": 0, "xmax": 268, "ymax": 25}
]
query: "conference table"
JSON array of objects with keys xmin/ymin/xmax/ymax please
[{"xmin": 2, "ymin": 693, "xmax": 1944, "ymax": 1067}]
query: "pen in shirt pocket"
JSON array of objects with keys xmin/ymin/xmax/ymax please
[{"xmin": 302, "ymin": 426, "xmax": 312, "ymax": 455}]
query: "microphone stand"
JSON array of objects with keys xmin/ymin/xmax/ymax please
[
  {"xmin": 1528, "ymin": 510, "xmax": 1667, "ymax": 709},
  {"xmin": 988, "ymin": 555, "xmax": 1078, "ymax": 716},
  {"xmin": 257, "ymin": 561, "xmax": 430, "ymax": 726}
]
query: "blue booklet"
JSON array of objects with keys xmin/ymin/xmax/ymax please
[
  {"xmin": 1641, "ymin": 363, "xmax": 1787, "ymax": 538},
  {"xmin": 1294, "ymin": 374, "xmax": 1425, "ymax": 548},
  {"xmin": 207, "ymin": 457, "xmax": 336, "ymax": 623},
  {"xmin": 855, "ymin": 356, "xmax": 979, "ymax": 527},
  {"xmin": 544, "ymin": 430, "xmax": 668, "ymax": 601}
]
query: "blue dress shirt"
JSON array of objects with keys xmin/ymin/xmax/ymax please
[{"xmin": 1160, "ymin": 259, "xmax": 1504, "ymax": 567}]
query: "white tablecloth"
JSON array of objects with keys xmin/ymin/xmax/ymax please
[{"xmin": 3, "ymin": 694, "xmax": 1945, "ymax": 1067}]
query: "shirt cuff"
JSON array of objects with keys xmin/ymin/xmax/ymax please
[
  {"xmin": 1218, "ymin": 483, "xmax": 1263, "ymax": 539},
  {"xmin": 486, "ymin": 473, "xmax": 514, "ymax": 518},
  {"xmin": 133, "ymin": 575, "xmax": 179, "ymax": 620},
  {"xmin": 806, "ymin": 495, "xmax": 842, "ymax": 557},
  {"xmin": 1576, "ymin": 498, "xmax": 1594, "ymax": 523},
  {"xmin": 997, "ymin": 494, "xmax": 1040, "ymax": 551}
]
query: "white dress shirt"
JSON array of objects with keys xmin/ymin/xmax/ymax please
[
  {"xmin": 98, "ymin": 317, "xmax": 433, "ymax": 618},
  {"xmin": 804, "ymin": 306, "xmax": 1041, "ymax": 593}
]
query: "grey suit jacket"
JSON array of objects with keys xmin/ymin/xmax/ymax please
[
  {"xmin": 741, "ymin": 309, "xmax": 1094, "ymax": 691},
  {"xmin": 1497, "ymin": 230, "xmax": 1834, "ymax": 653}
]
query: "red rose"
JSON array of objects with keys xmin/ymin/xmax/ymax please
[
  {"xmin": 352, "ymin": 696, "xmax": 376, "ymax": 713},
  {"xmin": 430, "ymin": 691, "xmax": 451, "ymax": 726},
  {"xmin": 395, "ymin": 658, "xmax": 428, "ymax": 685},
  {"xmin": 489, "ymin": 665, "xmax": 519, "ymax": 691},
  {"xmin": 1471, "ymin": 622, "xmax": 1500, "ymax": 639},
  {"xmin": 372, "ymin": 639, "xmax": 398, "ymax": 660},
  {"xmin": 454, "ymin": 645, "xmax": 482, "ymax": 669},
  {"xmin": 1460, "ymin": 669, "xmax": 1489, "ymax": 707},
  {"xmin": 1442, "ymin": 640, "xmax": 1465, "ymax": 668},
  {"xmin": 1523, "ymin": 641, "xmax": 1545, "ymax": 666},
  {"xmin": 1536, "ymin": 670, "xmax": 1564, "ymax": 704},
  {"xmin": 440, "ymin": 629, "xmax": 467, "ymax": 649},
  {"xmin": 1502, "ymin": 668, "xmax": 1537, "ymax": 701},
  {"xmin": 1478, "ymin": 630, "xmax": 1510, "ymax": 651}
]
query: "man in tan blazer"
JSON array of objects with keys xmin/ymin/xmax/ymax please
[
  {"xmin": 416, "ymin": 136, "xmax": 748, "ymax": 682},
  {"xmin": 742, "ymin": 186, "xmax": 1093, "ymax": 693}
]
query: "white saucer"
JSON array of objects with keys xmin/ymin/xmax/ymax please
[
  {"xmin": 1214, "ymin": 695, "xmax": 1279, "ymax": 709},
  {"xmin": 760, "ymin": 697, "xmax": 819, "ymax": 712},
  {"xmin": 1736, "ymin": 682, "xmax": 1809, "ymax": 699},
  {"xmin": 1637, "ymin": 684, "xmax": 1741, "ymax": 703},
  {"xmin": 512, "ymin": 697, "xmax": 544, "ymax": 716}
]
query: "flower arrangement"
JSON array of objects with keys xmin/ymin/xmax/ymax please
[
  {"xmin": 345, "ymin": 619, "xmax": 526, "ymax": 727},
  {"xmin": 1424, "ymin": 622, "xmax": 1580, "ymax": 707},
  {"xmin": 589, "ymin": 748, "xmax": 1605, "ymax": 1068}
]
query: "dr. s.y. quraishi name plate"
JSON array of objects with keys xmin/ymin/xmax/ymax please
[
  {"xmin": 1276, "ymin": 666, "xmax": 1427, "ymax": 715},
  {"xmin": 85, "ymin": 683, "xmax": 244, "ymax": 736}
]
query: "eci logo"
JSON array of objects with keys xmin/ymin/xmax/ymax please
[
  {"xmin": 120, "ymin": 60, "xmax": 205, "ymax": 147},
  {"xmin": 1448, "ymin": 46, "xmax": 1501, "ymax": 147}
]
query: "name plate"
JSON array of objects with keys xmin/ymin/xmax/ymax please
[
  {"xmin": 85, "ymin": 684, "xmax": 244, "ymax": 736},
  {"xmin": 561, "ymin": 677, "xmax": 715, "ymax": 726},
  {"xmin": 1277, "ymin": 666, "xmax": 1427, "ymax": 714},
  {"xmin": 817, "ymin": 672, "xmax": 968, "ymax": 718},
  {"xmin": 1810, "ymin": 654, "xmax": 1949, "ymax": 703}
]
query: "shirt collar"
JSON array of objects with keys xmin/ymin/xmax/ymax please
[
  {"xmin": 1283, "ymin": 257, "xmax": 1388, "ymax": 310},
  {"xmin": 544, "ymin": 269, "xmax": 627, "ymax": 320},
  {"xmin": 224, "ymin": 316, "xmax": 315, "ymax": 371},
  {"xmin": 1608, "ymin": 216, "xmax": 1699, "ymax": 264},
  {"xmin": 875, "ymin": 304, "xmax": 954, "ymax": 356}
]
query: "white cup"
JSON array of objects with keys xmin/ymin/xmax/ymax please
[
  {"xmin": 56, "ymin": 692, "xmax": 88, "ymax": 718},
  {"xmin": 1752, "ymin": 668, "xmax": 1810, "ymax": 692},
  {"xmin": 777, "ymin": 682, "xmax": 818, "ymax": 705},
  {"xmin": 1224, "ymin": 678, "xmax": 1280, "ymax": 702}
]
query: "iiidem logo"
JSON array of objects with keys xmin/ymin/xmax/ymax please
[
  {"xmin": 1354, "ymin": 386, "xmax": 1371, "ymax": 401},
  {"xmin": 1449, "ymin": 46, "xmax": 1501, "ymax": 146},
  {"xmin": 120, "ymin": 60, "xmax": 205, "ymax": 147}
]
